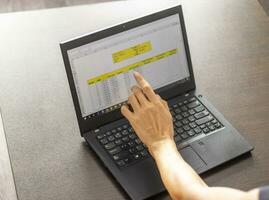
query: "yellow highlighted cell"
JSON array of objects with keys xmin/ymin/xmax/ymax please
[
  {"xmin": 112, "ymin": 41, "xmax": 152, "ymax": 63},
  {"xmin": 87, "ymin": 48, "xmax": 178, "ymax": 85}
]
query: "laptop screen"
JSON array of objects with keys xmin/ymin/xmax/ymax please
[{"xmin": 67, "ymin": 14, "xmax": 190, "ymax": 120}]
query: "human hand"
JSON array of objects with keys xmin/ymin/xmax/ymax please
[{"xmin": 121, "ymin": 72, "xmax": 174, "ymax": 155}]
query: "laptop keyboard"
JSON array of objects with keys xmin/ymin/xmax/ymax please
[{"xmin": 96, "ymin": 96, "xmax": 223, "ymax": 168}]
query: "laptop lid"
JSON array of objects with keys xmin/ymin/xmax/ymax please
[{"xmin": 60, "ymin": 5, "xmax": 195, "ymax": 135}]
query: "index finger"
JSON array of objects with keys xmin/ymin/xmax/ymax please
[{"xmin": 133, "ymin": 72, "xmax": 157, "ymax": 102}]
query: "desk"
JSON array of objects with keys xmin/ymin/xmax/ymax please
[{"xmin": 0, "ymin": 0, "xmax": 268, "ymax": 199}]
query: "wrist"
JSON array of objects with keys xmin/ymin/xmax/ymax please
[{"xmin": 149, "ymin": 138, "xmax": 177, "ymax": 159}]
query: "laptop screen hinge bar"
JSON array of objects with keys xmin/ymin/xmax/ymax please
[{"xmin": 82, "ymin": 128, "xmax": 100, "ymax": 136}]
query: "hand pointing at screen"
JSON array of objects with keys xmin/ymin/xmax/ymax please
[{"xmin": 121, "ymin": 72, "xmax": 259, "ymax": 200}]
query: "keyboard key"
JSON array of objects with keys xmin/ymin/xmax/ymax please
[
  {"xmin": 111, "ymin": 129, "xmax": 117, "ymax": 134},
  {"xmin": 129, "ymin": 148, "xmax": 136, "ymax": 154},
  {"xmin": 122, "ymin": 130, "xmax": 128, "ymax": 135},
  {"xmin": 194, "ymin": 105, "xmax": 205, "ymax": 113},
  {"xmin": 172, "ymin": 104, "xmax": 179, "ymax": 109},
  {"xmin": 174, "ymin": 135, "xmax": 182, "ymax": 143},
  {"xmin": 181, "ymin": 133, "xmax": 189, "ymax": 139},
  {"xmin": 190, "ymin": 122, "xmax": 197, "ymax": 128},
  {"xmin": 100, "ymin": 138, "xmax": 108, "ymax": 145},
  {"xmin": 124, "ymin": 157, "xmax": 132, "ymax": 164},
  {"xmin": 113, "ymin": 154, "xmax": 120, "ymax": 161},
  {"xmin": 108, "ymin": 135, "xmax": 115, "ymax": 142},
  {"xmin": 116, "ymin": 160, "xmax": 126, "ymax": 167},
  {"xmin": 180, "ymin": 105, "xmax": 188, "ymax": 111},
  {"xmin": 175, "ymin": 114, "xmax": 182, "ymax": 120},
  {"xmin": 135, "ymin": 138, "xmax": 141, "ymax": 144},
  {"xmin": 182, "ymin": 119, "xmax": 189, "ymax": 125},
  {"xmin": 122, "ymin": 136, "xmax": 129, "ymax": 142},
  {"xmin": 104, "ymin": 142, "xmax": 116, "ymax": 150},
  {"xmin": 196, "ymin": 115, "xmax": 214, "ymax": 125},
  {"xmin": 97, "ymin": 134, "xmax": 105, "ymax": 139},
  {"xmin": 115, "ymin": 132, "xmax": 122, "ymax": 138},
  {"xmin": 175, "ymin": 121, "xmax": 183, "ymax": 127},
  {"xmin": 175, "ymin": 108, "xmax": 181, "ymax": 114},
  {"xmin": 215, "ymin": 122, "xmax": 222, "ymax": 128},
  {"xmin": 211, "ymin": 119, "xmax": 217, "ymax": 124},
  {"xmin": 183, "ymin": 125, "xmax": 191, "ymax": 131},
  {"xmin": 136, "ymin": 145, "xmax": 144, "ymax": 151},
  {"xmin": 128, "ymin": 141, "xmax": 135, "ymax": 147},
  {"xmin": 200, "ymin": 124, "xmax": 206, "ymax": 129},
  {"xmin": 106, "ymin": 131, "xmax": 112, "ymax": 136},
  {"xmin": 133, "ymin": 154, "xmax": 141, "ymax": 160},
  {"xmin": 203, "ymin": 127, "xmax": 210, "ymax": 133},
  {"xmin": 117, "ymin": 127, "xmax": 122, "ymax": 131},
  {"xmin": 128, "ymin": 127, "xmax": 134, "ymax": 133},
  {"xmin": 206, "ymin": 122, "xmax": 212, "ymax": 127},
  {"xmin": 182, "ymin": 112, "xmax": 189, "ymax": 118},
  {"xmin": 194, "ymin": 127, "xmax": 202, "ymax": 134},
  {"xmin": 194, "ymin": 110, "xmax": 209, "ymax": 119},
  {"xmin": 187, "ymin": 130, "xmax": 195, "ymax": 136},
  {"xmin": 123, "ymin": 124, "xmax": 128, "ymax": 129},
  {"xmin": 188, "ymin": 97, "xmax": 196, "ymax": 102},
  {"xmin": 115, "ymin": 150, "xmax": 129, "ymax": 159},
  {"xmin": 108, "ymin": 146, "xmax": 121, "ymax": 155},
  {"xmin": 188, "ymin": 116, "xmax": 196, "ymax": 122},
  {"xmin": 115, "ymin": 139, "xmax": 122, "ymax": 145},
  {"xmin": 121, "ymin": 144, "xmax": 128, "ymax": 150},
  {"xmin": 176, "ymin": 127, "xmax": 184, "ymax": 134},
  {"xmin": 187, "ymin": 101, "xmax": 200, "ymax": 109},
  {"xmin": 189, "ymin": 109, "xmax": 196, "ymax": 115},
  {"xmin": 129, "ymin": 133, "xmax": 137, "ymax": 140},
  {"xmin": 209, "ymin": 125, "xmax": 216, "ymax": 131},
  {"xmin": 140, "ymin": 150, "xmax": 149, "ymax": 157}
]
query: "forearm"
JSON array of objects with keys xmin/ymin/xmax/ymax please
[
  {"xmin": 150, "ymin": 138, "xmax": 207, "ymax": 200},
  {"xmin": 150, "ymin": 139, "xmax": 259, "ymax": 200}
]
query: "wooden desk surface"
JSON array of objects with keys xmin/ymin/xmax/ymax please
[{"xmin": 0, "ymin": 0, "xmax": 268, "ymax": 199}]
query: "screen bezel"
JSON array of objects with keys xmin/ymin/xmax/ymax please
[{"xmin": 60, "ymin": 5, "xmax": 196, "ymax": 135}]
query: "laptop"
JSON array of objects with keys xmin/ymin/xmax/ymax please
[{"xmin": 60, "ymin": 5, "xmax": 253, "ymax": 200}]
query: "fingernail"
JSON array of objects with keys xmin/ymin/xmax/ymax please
[{"xmin": 134, "ymin": 71, "xmax": 139, "ymax": 77}]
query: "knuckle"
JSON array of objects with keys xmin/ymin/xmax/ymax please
[
  {"xmin": 134, "ymin": 90, "xmax": 140, "ymax": 96},
  {"xmin": 146, "ymin": 104, "xmax": 154, "ymax": 111},
  {"xmin": 153, "ymin": 100, "xmax": 161, "ymax": 106},
  {"xmin": 128, "ymin": 96, "xmax": 131, "ymax": 102},
  {"xmin": 142, "ymin": 86, "xmax": 151, "ymax": 93},
  {"xmin": 128, "ymin": 95, "xmax": 134, "ymax": 101},
  {"xmin": 143, "ymin": 105, "xmax": 150, "ymax": 112},
  {"xmin": 156, "ymin": 101, "xmax": 163, "ymax": 107}
]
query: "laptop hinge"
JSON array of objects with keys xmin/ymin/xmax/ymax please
[
  {"xmin": 82, "ymin": 128, "xmax": 100, "ymax": 136},
  {"xmin": 168, "ymin": 90, "xmax": 193, "ymax": 101}
]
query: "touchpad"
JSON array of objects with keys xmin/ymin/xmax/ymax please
[
  {"xmin": 190, "ymin": 130, "xmax": 249, "ymax": 166},
  {"xmin": 180, "ymin": 146, "xmax": 206, "ymax": 172}
]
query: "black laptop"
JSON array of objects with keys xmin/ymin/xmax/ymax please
[{"xmin": 60, "ymin": 5, "xmax": 253, "ymax": 200}]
